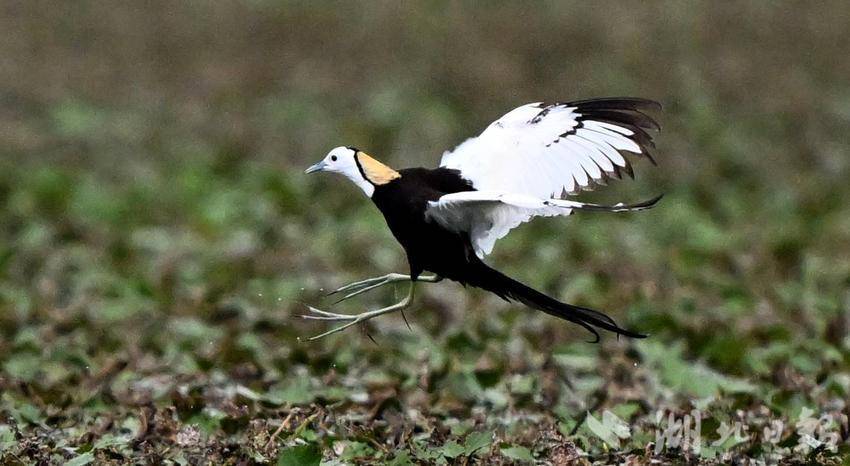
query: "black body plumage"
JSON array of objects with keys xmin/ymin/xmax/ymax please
[{"xmin": 371, "ymin": 167, "xmax": 645, "ymax": 341}]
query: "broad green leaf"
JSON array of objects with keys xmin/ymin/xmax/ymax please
[
  {"xmin": 266, "ymin": 378, "xmax": 315, "ymax": 405},
  {"xmin": 638, "ymin": 341, "xmax": 757, "ymax": 397},
  {"xmin": 339, "ymin": 441, "xmax": 375, "ymax": 461},
  {"xmin": 66, "ymin": 452, "xmax": 95, "ymax": 466},
  {"xmin": 463, "ymin": 431, "xmax": 492, "ymax": 456},
  {"xmin": 501, "ymin": 445, "xmax": 534, "ymax": 462},
  {"xmin": 2, "ymin": 353, "xmax": 41, "ymax": 382},
  {"xmin": 438, "ymin": 441, "xmax": 465, "ymax": 459},
  {"xmin": 585, "ymin": 411, "xmax": 619, "ymax": 448},
  {"xmin": 93, "ymin": 433, "xmax": 134, "ymax": 453},
  {"xmin": 386, "ymin": 450, "xmax": 414, "ymax": 466},
  {"xmin": 277, "ymin": 443, "xmax": 321, "ymax": 466},
  {"xmin": 0, "ymin": 425, "xmax": 16, "ymax": 452}
]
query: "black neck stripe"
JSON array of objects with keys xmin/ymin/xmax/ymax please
[{"xmin": 352, "ymin": 152, "xmax": 375, "ymax": 186}]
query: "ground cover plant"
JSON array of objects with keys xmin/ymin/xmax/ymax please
[{"xmin": 1, "ymin": 2, "xmax": 849, "ymax": 464}]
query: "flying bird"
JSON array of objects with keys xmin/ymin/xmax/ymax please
[{"xmin": 303, "ymin": 97, "xmax": 662, "ymax": 341}]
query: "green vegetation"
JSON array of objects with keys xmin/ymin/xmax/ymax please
[{"xmin": 1, "ymin": 2, "xmax": 849, "ymax": 464}]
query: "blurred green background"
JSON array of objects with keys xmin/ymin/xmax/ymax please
[{"xmin": 1, "ymin": 1, "xmax": 849, "ymax": 464}]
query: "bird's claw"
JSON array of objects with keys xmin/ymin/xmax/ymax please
[
  {"xmin": 324, "ymin": 276, "xmax": 384, "ymax": 296},
  {"xmin": 300, "ymin": 284, "xmax": 416, "ymax": 341},
  {"xmin": 300, "ymin": 306, "xmax": 358, "ymax": 321},
  {"xmin": 301, "ymin": 277, "xmax": 430, "ymax": 341},
  {"xmin": 301, "ymin": 305, "xmax": 370, "ymax": 340},
  {"xmin": 324, "ymin": 273, "xmax": 409, "ymax": 303}
]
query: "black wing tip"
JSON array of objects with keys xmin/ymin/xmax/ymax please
[
  {"xmin": 542, "ymin": 97, "xmax": 662, "ymax": 115},
  {"xmin": 537, "ymin": 97, "xmax": 663, "ymax": 180},
  {"xmin": 622, "ymin": 161, "xmax": 635, "ymax": 179},
  {"xmin": 567, "ymin": 96, "xmax": 663, "ymax": 112},
  {"xmin": 644, "ymin": 150, "xmax": 658, "ymax": 166},
  {"xmin": 581, "ymin": 108, "xmax": 661, "ymax": 132}
]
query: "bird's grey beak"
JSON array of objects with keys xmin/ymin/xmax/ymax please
[{"xmin": 304, "ymin": 160, "xmax": 327, "ymax": 174}]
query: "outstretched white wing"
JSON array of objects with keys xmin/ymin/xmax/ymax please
[{"xmin": 431, "ymin": 98, "xmax": 660, "ymax": 257}]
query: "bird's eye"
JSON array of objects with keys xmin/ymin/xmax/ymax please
[{"xmin": 331, "ymin": 155, "xmax": 338, "ymax": 161}]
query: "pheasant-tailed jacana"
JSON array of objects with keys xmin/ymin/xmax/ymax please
[{"xmin": 303, "ymin": 97, "xmax": 662, "ymax": 341}]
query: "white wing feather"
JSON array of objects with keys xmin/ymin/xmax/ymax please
[
  {"xmin": 425, "ymin": 191, "xmax": 662, "ymax": 258},
  {"xmin": 431, "ymin": 98, "xmax": 660, "ymax": 256},
  {"xmin": 424, "ymin": 191, "xmax": 573, "ymax": 257}
]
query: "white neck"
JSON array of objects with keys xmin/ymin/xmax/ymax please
[{"xmin": 344, "ymin": 171, "xmax": 375, "ymax": 197}]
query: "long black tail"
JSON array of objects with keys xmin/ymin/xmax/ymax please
[{"xmin": 465, "ymin": 262, "xmax": 646, "ymax": 342}]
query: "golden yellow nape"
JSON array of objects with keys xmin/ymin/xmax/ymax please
[{"xmin": 355, "ymin": 151, "xmax": 401, "ymax": 185}]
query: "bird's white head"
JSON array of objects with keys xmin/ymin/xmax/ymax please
[{"xmin": 305, "ymin": 146, "xmax": 400, "ymax": 197}]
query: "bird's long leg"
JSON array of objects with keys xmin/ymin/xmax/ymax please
[
  {"xmin": 302, "ymin": 281, "xmax": 417, "ymax": 340},
  {"xmin": 326, "ymin": 273, "xmax": 441, "ymax": 304}
]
